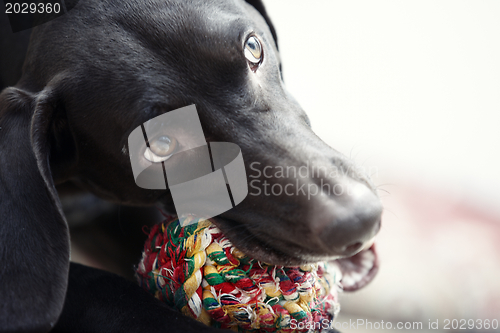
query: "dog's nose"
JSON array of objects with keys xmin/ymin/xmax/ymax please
[{"xmin": 314, "ymin": 180, "xmax": 382, "ymax": 257}]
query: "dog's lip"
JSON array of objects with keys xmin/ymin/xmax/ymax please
[
  {"xmin": 211, "ymin": 216, "xmax": 380, "ymax": 285},
  {"xmin": 332, "ymin": 244, "xmax": 379, "ymax": 292},
  {"xmin": 211, "ymin": 216, "xmax": 313, "ymax": 266}
]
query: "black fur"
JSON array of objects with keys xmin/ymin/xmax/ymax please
[
  {"xmin": 0, "ymin": 0, "xmax": 378, "ymax": 331},
  {"xmin": 52, "ymin": 263, "xmax": 228, "ymax": 333}
]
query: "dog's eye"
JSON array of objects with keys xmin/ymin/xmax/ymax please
[
  {"xmin": 144, "ymin": 136, "xmax": 177, "ymax": 163},
  {"xmin": 244, "ymin": 36, "xmax": 263, "ymax": 68}
]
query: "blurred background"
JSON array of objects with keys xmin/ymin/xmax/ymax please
[{"xmin": 264, "ymin": 1, "xmax": 500, "ymax": 332}]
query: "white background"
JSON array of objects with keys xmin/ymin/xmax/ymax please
[
  {"xmin": 265, "ymin": 0, "xmax": 500, "ymax": 214},
  {"xmin": 264, "ymin": 1, "xmax": 500, "ymax": 330}
]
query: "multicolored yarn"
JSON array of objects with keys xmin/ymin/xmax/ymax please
[{"xmin": 136, "ymin": 216, "xmax": 342, "ymax": 332}]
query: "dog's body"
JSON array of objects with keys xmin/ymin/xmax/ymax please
[{"xmin": 0, "ymin": 1, "xmax": 382, "ymax": 332}]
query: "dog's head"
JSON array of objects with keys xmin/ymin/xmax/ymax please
[{"xmin": 0, "ymin": 0, "xmax": 382, "ymax": 330}]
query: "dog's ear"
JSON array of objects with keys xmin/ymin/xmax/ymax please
[
  {"xmin": 244, "ymin": 0, "xmax": 278, "ymax": 49},
  {"xmin": 0, "ymin": 84, "xmax": 70, "ymax": 331}
]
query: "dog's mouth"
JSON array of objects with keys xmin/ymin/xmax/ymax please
[
  {"xmin": 211, "ymin": 216, "xmax": 379, "ymax": 293},
  {"xmin": 330, "ymin": 243, "xmax": 379, "ymax": 292}
]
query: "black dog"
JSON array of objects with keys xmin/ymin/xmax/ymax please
[{"xmin": 0, "ymin": 0, "xmax": 382, "ymax": 332}]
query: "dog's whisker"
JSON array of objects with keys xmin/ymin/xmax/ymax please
[
  {"xmin": 375, "ymin": 182, "xmax": 397, "ymax": 188},
  {"xmin": 376, "ymin": 188, "xmax": 391, "ymax": 195},
  {"xmin": 381, "ymin": 207, "xmax": 398, "ymax": 219}
]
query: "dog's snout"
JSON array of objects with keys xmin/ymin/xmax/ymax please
[{"xmin": 314, "ymin": 181, "xmax": 382, "ymax": 257}]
